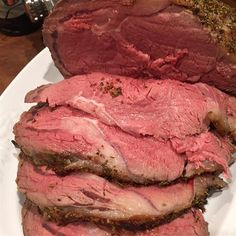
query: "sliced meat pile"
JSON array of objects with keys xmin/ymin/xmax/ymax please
[
  {"xmin": 14, "ymin": 101, "xmax": 233, "ymax": 184},
  {"xmin": 15, "ymin": 73, "xmax": 235, "ymax": 235},
  {"xmin": 23, "ymin": 200, "xmax": 209, "ymax": 236},
  {"xmin": 43, "ymin": 0, "xmax": 236, "ymax": 94},
  {"xmin": 14, "ymin": 74, "xmax": 236, "ymax": 184},
  {"xmin": 14, "ymin": 0, "xmax": 236, "ymax": 235},
  {"xmin": 25, "ymin": 73, "xmax": 236, "ymax": 140},
  {"xmin": 17, "ymin": 159, "xmax": 225, "ymax": 227}
]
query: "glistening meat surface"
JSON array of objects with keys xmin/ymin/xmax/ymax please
[
  {"xmin": 22, "ymin": 201, "xmax": 209, "ymax": 236},
  {"xmin": 25, "ymin": 73, "xmax": 236, "ymax": 140},
  {"xmin": 22, "ymin": 201, "xmax": 111, "ymax": 236},
  {"xmin": 17, "ymin": 159, "xmax": 226, "ymax": 227},
  {"xmin": 14, "ymin": 105, "xmax": 233, "ymax": 184},
  {"xmin": 43, "ymin": 0, "xmax": 236, "ymax": 94}
]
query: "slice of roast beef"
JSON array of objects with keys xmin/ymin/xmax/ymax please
[
  {"xmin": 14, "ymin": 105, "xmax": 234, "ymax": 184},
  {"xmin": 17, "ymin": 159, "xmax": 226, "ymax": 228},
  {"xmin": 25, "ymin": 73, "xmax": 236, "ymax": 140},
  {"xmin": 22, "ymin": 200, "xmax": 112, "ymax": 236},
  {"xmin": 43, "ymin": 0, "xmax": 236, "ymax": 94},
  {"xmin": 22, "ymin": 200, "xmax": 209, "ymax": 236}
]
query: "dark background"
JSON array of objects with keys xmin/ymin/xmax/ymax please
[{"xmin": 0, "ymin": 29, "xmax": 44, "ymax": 95}]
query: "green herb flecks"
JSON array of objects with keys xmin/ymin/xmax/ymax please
[
  {"xmin": 99, "ymin": 80, "xmax": 123, "ymax": 98},
  {"xmin": 174, "ymin": 0, "xmax": 236, "ymax": 54}
]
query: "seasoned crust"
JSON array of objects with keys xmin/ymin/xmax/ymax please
[
  {"xmin": 34, "ymin": 174, "xmax": 226, "ymax": 229},
  {"xmin": 22, "ymin": 200, "xmax": 209, "ymax": 236},
  {"xmin": 173, "ymin": 0, "xmax": 236, "ymax": 54}
]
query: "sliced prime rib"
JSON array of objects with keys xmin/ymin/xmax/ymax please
[
  {"xmin": 43, "ymin": 0, "xmax": 236, "ymax": 94},
  {"xmin": 23, "ymin": 201, "xmax": 209, "ymax": 236},
  {"xmin": 25, "ymin": 73, "xmax": 236, "ymax": 140},
  {"xmin": 17, "ymin": 159, "xmax": 226, "ymax": 228},
  {"xmin": 22, "ymin": 200, "xmax": 112, "ymax": 236},
  {"xmin": 14, "ymin": 105, "xmax": 234, "ymax": 184}
]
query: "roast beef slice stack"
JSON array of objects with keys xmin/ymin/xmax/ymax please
[
  {"xmin": 23, "ymin": 73, "xmax": 236, "ymax": 140},
  {"xmin": 14, "ymin": 73, "xmax": 236, "ymax": 184},
  {"xmin": 17, "ymin": 158, "xmax": 225, "ymax": 230},
  {"xmin": 43, "ymin": 0, "xmax": 236, "ymax": 94},
  {"xmin": 16, "ymin": 1, "xmax": 236, "ymax": 233},
  {"xmin": 22, "ymin": 200, "xmax": 209, "ymax": 236},
  {"xmin": 14, "ymin": 103, "xmax": 234, "ymax": 185}
]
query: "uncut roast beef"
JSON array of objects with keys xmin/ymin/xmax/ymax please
[
  {"xmin": 14, "ymin": 104, "xmax": 234, "ymax": 184},
  {"xmin": 25, "ymin": 73, "xmax": 236, "ymax": 140},
  {"xmin": 17, "ymin": 159, "xmax": 226, "ymax": 227},
  {"xmin": 23, "ymin": 201, "xmax": 209, "ymax": 236},
  {"xmin": 43, "ymin": 0, "xmax": 236, "ymax": 94}
]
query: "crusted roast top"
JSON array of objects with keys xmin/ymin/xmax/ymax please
[{"xmin": 174, "ymin": 0, "xmax": 236, "ymax": 54}]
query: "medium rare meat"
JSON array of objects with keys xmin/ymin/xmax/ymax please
[
  {"xmin": 23, "ymin": 201, "xmax": 209, "ymax": 236},
  {"xmin": 14, "ymin": 105, "xmax": 233, "ymax": 184},
  {"xmin": 25, "ymin": 73, "xmax": 236, "ymax": 140},
  {"xmin": 17, "ymin": 159, "xmax": 226, "ymax": 228},
  {"xmin": 43, "ymin": 0, "xmax": 236, "ymax": 94},
  {"xmin": 22, "ymin": 201, "xmax": 111, "ymax": 236}
]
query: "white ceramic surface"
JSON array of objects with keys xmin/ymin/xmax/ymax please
[{"xmin": 0, "ymin": 48, "xmax": 235, "ymax": 236}]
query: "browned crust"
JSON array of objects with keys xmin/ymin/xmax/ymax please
[
  {"xmin": 41, "ymin": 207, "xmax": 190, "ymax": 231},
  {"xmin": 34, "ymin": 175, "xmax": 226, "ymax": 230},
  {"xmin": 172, "ymin": 0, "xmax": 236, "ymax": 54},
  {"xmin": 13, "ymin": 150, "xmax": 228, "ymax": 186},
  {"xmin": 23, "ymin": 200, "xmax": 209, "ymax": 235},
  {"xmin": 17, "ymin": 151, "xmax": 228, "ymax": 187}
]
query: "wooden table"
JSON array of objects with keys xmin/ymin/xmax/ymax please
[{"xmin": 0, "ymin": 29, "xmax": 45, "ymax": 95}]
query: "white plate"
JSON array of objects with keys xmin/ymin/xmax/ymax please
[
  {"xmin": 0, "ymin": 48, "xmax": 235, "ymax": 236},
  {"xmin": 0, "ymin": 48, "xmax": 63, "ymax": 236}
]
